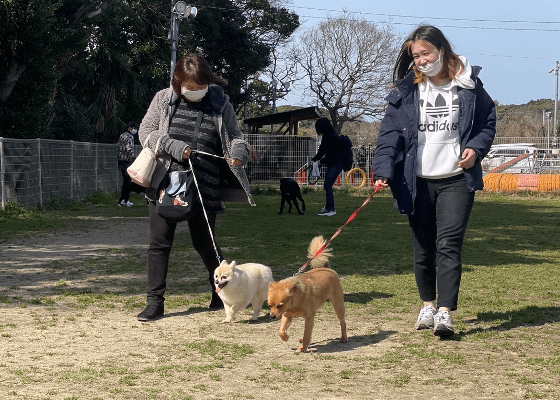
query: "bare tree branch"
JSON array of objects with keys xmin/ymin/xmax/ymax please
[{"xmin": 293, "ymin": 12, "xmax": 401, "ymax": 132}]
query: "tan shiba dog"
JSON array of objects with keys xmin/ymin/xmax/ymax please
[
  {"xmin": 267, "ymin": 236, "xmax": 348, "ymax": 352},
  {"xmin": 214, "ymin": 260, "xmax": 273, "ymax": 323}
]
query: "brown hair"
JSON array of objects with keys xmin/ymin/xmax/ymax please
[
  {"xmin": 393, "ymin": 25, "xmax": 464, "ymax": 85},
  {"xmin": 171, "ymin": 54, "xmax": 228, "ymax": 95}
]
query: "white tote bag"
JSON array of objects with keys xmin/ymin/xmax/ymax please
[{"xmin": 127, "ymin": 133, "xmax": 160, "ymax": 187}]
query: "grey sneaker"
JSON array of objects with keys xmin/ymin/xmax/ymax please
[
  {"xmin": 433, "ymin": 310, "xmax": 455, "ymax": 337},
  {"xmin": 415, "ymin": 305, "xmax": 437, "ymax": 330},
  {"xmin": 317, "ymin": 208, "xmax": 336, "ymax": 216}
]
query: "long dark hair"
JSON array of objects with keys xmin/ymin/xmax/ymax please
[
  {"xmin": 171, "ymin": 54, "xmax": 228, "ymax": 95},
  {"xmin": 392, "ymin": 25, "xmax": 463, "ymax": 85}
]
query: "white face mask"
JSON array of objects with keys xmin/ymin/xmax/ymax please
[
  {"xmin": 181, "ymin": 86, "xmax": 208, "ymax": 102},
  {"xmin": 130, "ymin": 129, "xmax": 138, "ymax": 134},
  {"xmin": 417, "ymin": 50, "xmax": 443, "ymax": 77}
]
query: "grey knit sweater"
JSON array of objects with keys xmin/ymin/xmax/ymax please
[{"xmin": 138, "ymin": 85, "xmax": 255, "ymax": 206}]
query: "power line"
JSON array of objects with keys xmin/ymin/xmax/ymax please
[
  {"xmin": 296, "ymin": 14, "xmax": 560, "ymax": 32},
  {"xmin": 290, "ymin": 5, "xmax": 560, "ymax": 26},
  {"xmin": 464, "ymin": 53, "xmax": 558, "ymax": 62},
  {"xmin": 192, "ymin": 4, "xmax": 560, "ymax": 32}
]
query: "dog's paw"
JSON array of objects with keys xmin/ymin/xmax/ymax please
[
  {"xmin": 340, "ymin": 336, "xmax": 348, "ymax": 343},
  {"xmin": 279, "ymin": 331, "xmax": 289, "ymax": 342},
  {"xmin": 221, "ymin": 318, "xmax": 232, "ymax": 324}
]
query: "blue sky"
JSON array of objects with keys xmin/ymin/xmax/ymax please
[{"xmin": 278, "ymin": 0, "xmax": 560, "ymax": 108}]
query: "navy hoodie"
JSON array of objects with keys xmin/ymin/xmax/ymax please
[{"xmin": 372, "ymin": 67, "xmax": 496, "ymax": 215}]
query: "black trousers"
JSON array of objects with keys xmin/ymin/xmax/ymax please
[
  {"xmin": 118, "ymin": 161, "xmax": 132, "ymax": 203},
  {"xmin": 407, "ymin": 174, "xmax": 474, "ymax": 311},
  {"xmin": 146, "ymin": 200, "xmax": 223, "ymax": 305}
]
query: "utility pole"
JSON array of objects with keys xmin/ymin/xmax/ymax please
[
  {"xmin": 169, "ymin": 1, "xmax": 197, "ymax": 85},
  {"xmin": 550, "ymin": 61, "xmax": 559, "ymax": 140}
]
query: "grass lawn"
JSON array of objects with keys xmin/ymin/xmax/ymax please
[{"xmin": 1, "ymin": 186, "xmax": 559, "ymax": 399}]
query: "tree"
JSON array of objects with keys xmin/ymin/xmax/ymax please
[
  {"xmin": 0, "ymin": 0, "xmax": 299, "ymax": 141},
  {"xmin": 0, "ymin": 0, "xmax": 95, "ymax": 138},
  {"xmin": 186, "ymin": 0, "xmax": 299, "ymax": 112},
  {"xmin": 292, "ymin": 12, "xmax": 400, "ymax": 132}
]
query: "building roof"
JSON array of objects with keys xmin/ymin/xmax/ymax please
[{"xmin": 243, "ymin": 107, "xmax": 322, "ymax": 135}]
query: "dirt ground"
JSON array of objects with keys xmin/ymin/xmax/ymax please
[{"xmin": 1, "ymin": 216, "xmax": 559, "ymax": 399}]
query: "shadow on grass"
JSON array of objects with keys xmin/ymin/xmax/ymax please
[
  {"xmin": 454, "ymin": 305, "xmax": 560, "ymax": 340},
  {"xmin": 309, "ymin": 330, "xmax": 397, "ymax": 353},
  {"xmin": 344, "ymin": 291, "xmax": 393, "ymax": 304},
  {"xmin": 163, "ymin": 306, "xmax": 215, "ymax": 318},
  {"xmin": 163, "ymin": 308, "xmax": 276, "ymax": 325}
]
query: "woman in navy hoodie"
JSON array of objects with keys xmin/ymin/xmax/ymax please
[
  {"xmin": 312, "ymin": 117, "xmax": 345, "ymax": 216},
  {"xmin": 373, "ymin": 25, "xmax": 495, "ymax": 337}
]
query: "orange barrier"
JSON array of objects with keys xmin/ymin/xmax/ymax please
[
  {"xmin": 483, "ymin": 173, "xmax": 560, "ymax": 192},
  {"xmin": 538, "ymin": 174, "xmax": 560, "ymax": 191}
]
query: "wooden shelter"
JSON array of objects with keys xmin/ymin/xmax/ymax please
[{"xmin": 243, "ymin": 107, "xmax": 322, "ymax": 135}]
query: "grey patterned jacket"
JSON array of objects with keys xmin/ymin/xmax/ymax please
[{"xmin": 138, "ymin": 85, "xmax": 255, "ymax": 206}]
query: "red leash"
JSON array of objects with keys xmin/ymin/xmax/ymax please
[{"xmin": 295, "ymin": 184, "xmax": 383, "ymax": 275}]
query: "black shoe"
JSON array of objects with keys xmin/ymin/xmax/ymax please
[
  {"xmin": 137, "ymin": 304, "xmax": 164, "ymax": 322},
  {"xmin": 209, "ymin": 292, "xmax": 223, "ymax": 310}
]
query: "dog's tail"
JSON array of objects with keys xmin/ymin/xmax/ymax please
[{"xmin": 307, "ymin": 235, "xmax": 332, "ymax": 269}]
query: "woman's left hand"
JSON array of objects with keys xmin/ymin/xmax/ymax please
[
  {"xmin": 458, "ymin": 148, "xmax": 478, "ymax": 169},
  {"xmin": 231, "ymin": 158, "xmax": 243, "ymax": 167}
]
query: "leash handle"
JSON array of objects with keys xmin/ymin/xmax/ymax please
[{"xmin": 295, "ymin": 184, "xmax": 383, "ymax": 275}]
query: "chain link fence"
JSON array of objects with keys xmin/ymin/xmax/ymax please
[
  {"xmin": 3, "ymin": 135, "xmax": 557, "ymax": 209},
  {"xmin": 1, "ymin": 138, "xmax": 124, "ymax": 209}
]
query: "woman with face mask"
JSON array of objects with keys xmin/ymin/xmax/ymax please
[
  {"xmin": 372, "ymin": 25, "xmax": 496, "ymax": 337},
  {"xmin": 136, "ymin": 54, "xmax": 255, "ymax": 321},
  {"xmin": 117, "ymin": 121, "xmax": 139, "ymax": 207}
]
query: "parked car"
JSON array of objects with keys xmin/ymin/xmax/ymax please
[{"xmin": 482, "ymin": 143, "xmax": 538, "ymax": 172}]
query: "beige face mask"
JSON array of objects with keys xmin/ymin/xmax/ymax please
[{"xmin": 181, "ymin": 86, "xmax": 208, "ymax": 101}]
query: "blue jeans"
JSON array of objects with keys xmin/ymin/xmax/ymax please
[
  {"xmin": 324, "ymin": 162, "xmax": 344, "ymax": 211},
  {"xmin": 407, "ymin": 174, "xmax": 474, "ymax": 311}
]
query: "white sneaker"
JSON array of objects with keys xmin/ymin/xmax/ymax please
[
  {"xmin": 433, "ymin": 310, "xmax": 455, "ymax": 337},
  {"xmin": 118, "ymin": 200, "xmax": 125, "ymax": 207},
  {"xmin": 317, "ymin": 208, "xmax": 336, "ymax": 216},
  {"xmin": 415, "ymin": 305, "xmax": 437, "ymax": 330},
  {"xmin": 125, "ymin": 201, "xmax": 134, "ymax": 207}
]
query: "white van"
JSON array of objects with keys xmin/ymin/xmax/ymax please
[{"xmin": 482, "ymin": 144, "xmax": 538, "ymax": 172}]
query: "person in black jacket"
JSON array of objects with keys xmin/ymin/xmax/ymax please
[
  {"xmin": 373, "ymin": 25, "xmax": 496, "ymax": 337},
  {"xmin": 312, "ymin": 117, "xmax": 344, "ymax": 216}
]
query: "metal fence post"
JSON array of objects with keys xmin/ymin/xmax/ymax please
[
  {"xmin": 70, "ymin": 140, "xmax": 74, "ymax": 200},
  {"xmin": 95, "ymin": 142, "xmax": 98, "ymax": 192},
  {"xmin": 38, "ymin": 138, "xmax": 43, "ymax": 206},
  {"xmin": 1, "ymin": 137, "xmax": 5, "ymax": 210}
]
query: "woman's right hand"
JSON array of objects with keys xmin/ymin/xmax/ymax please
[
  {"xmin": 182, "ymin": 146, "xmax": 191, "ymax": 160},
  {"xmin": 374, "ymin": 177, "xmax": 389, "ymax": 188}
]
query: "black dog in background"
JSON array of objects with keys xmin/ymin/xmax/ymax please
[{"xmin": 279, "ymin": 178, "xmax": 306, "ymax": 215}]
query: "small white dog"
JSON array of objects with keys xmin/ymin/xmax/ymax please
[{"xmin": 213, "ymin": 260, "xmax": 273, "ymax": 323}]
